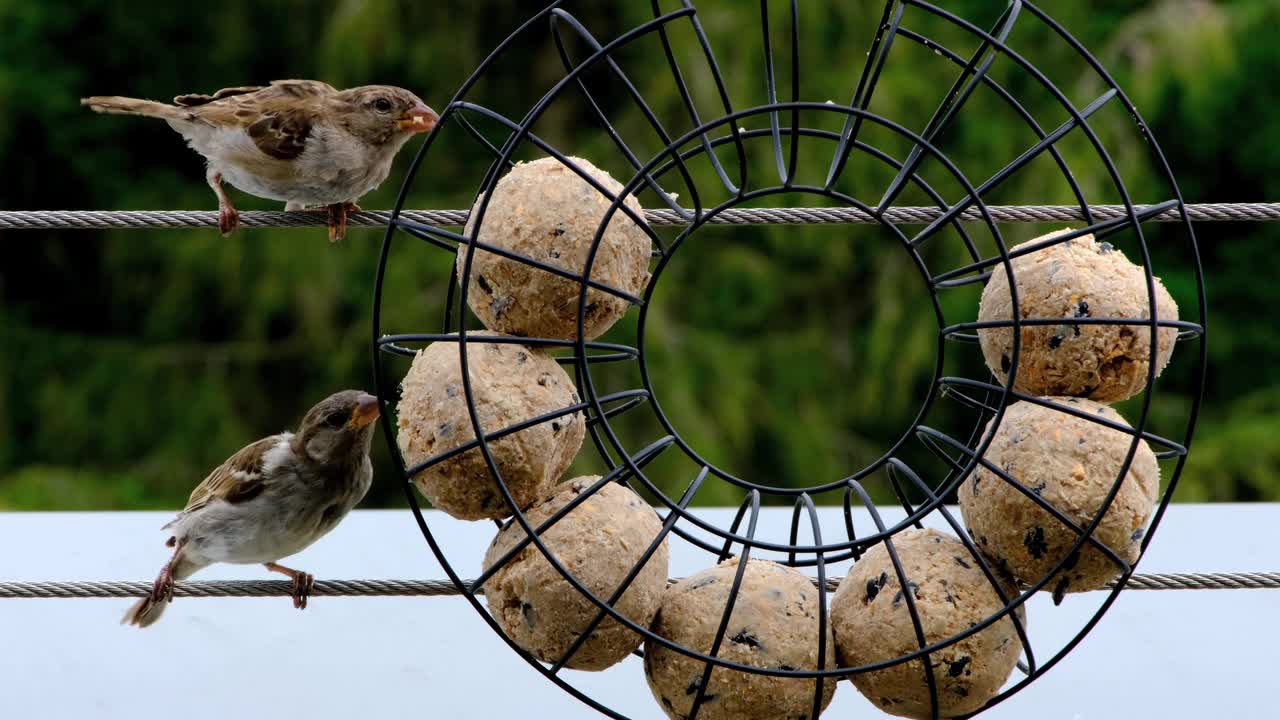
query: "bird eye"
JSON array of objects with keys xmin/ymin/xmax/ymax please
[
  {"xmin": 323, "ymin": 411, "xmax": 349, "ymax": 428},
  {"xmin": 372, "ymin": 98, "xmax": 393, "ymax": 113}
]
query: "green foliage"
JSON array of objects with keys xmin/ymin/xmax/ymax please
[{"xmin": 0, "ymin": 1, "xmax": 1274, "ymax": 510}]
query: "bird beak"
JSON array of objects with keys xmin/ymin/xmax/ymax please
[
  {"xmin": 398, "ymin": 103, "xmax": 438, "ymax": 133},
  {"xmin": 350, "ymin": 393, "xmax": 381, "ymax": 428}
]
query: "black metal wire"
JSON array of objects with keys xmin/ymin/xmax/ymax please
[
  {"xmin": 888, "ymin": 459, "xmax": 1038, "ymax": 677},
  {"xmin": 370, "ymin": 2, "xmax": 1208, "ymax": 718},
  {"xmin": 689, "ymin": 491, "xmax": 760, "ymax": 720},
  {"xmin": 6, "ymin": 203, "xmax": 1280, "ymax": 230},
  {"xmin": 5, "ymin": 571, "xmax": 1276, "ymax": 600}
]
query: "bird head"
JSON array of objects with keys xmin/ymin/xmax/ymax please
[
  {"xmin": 295, "ymin": 390, "xmax": 381, "ymax": 467},
  {"xmin": 337, "ymin": 85, "xmax": 438, "ymax": 146}
]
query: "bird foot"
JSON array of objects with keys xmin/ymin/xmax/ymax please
[
  {"xmin": 291, "ymin": 572, "xmax": 315, "ymax": 610},
  {"xmin": 282, "ymin": 202, "xmax": 357, "ymax": 242},
  {"xmin": 206, "ymin": 171, "xmax": 239, "ymax": 236},
  {"xmin": 325, "ymin": 202, "xmax": 358, "ymax": 243},
  {"xmin": 219, "ymin": 203, "xmax": 240, "ymax": 237},
  {"xmin": 265, "ymin": 562, "xmax": 315, "ymax": 610},
  {"xmin": 151, "ymin": 565, "xmax": 176, "ymax": 604}
]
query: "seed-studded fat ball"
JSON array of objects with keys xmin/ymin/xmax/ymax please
[
  {"xmin": 397, "ymin": 333, "xmax": 584, "ymax": 520},
  {"xmin": 977, "ymin": 230, "xmax": 1179, "ymax": 402},
  {"xmin": 644, "ymin": 557, "xmax": 837, "ymax": 720},
  {"xmin": 482, "ymin": 478, "xmax": 668, "ymax": 671},
  {"xmin": 959, "ymin": 398, "xmax": 1160, "ymax": 596},
  {"xmin": 831, "ymin": 529, "xmax": 1025, "ymax": 719},
  {"xmin": 458, "ymin": 156, "xmax": 652, "ymax": 341}
]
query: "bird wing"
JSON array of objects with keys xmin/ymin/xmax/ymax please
[
  {"xmin": 175, "ymin": 80, "xmax": 338, "ymax": 160},
  {"xmin": 178, "ymin": 435, "xmax": 284, "ymax": 518},
  {"xmin": 172, "ymin": 79, "xmax": 336, "ymax": 107},
  {"xmin": 173, "ymin": 85, "xmax": 266, "ymax": 107},
  {"xmin": 242, "ymin": 107, "xmax": 314, "ymax": 160}
]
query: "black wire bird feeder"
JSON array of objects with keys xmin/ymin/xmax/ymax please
[{"xmin": 371, "ymin": 1, "xmax": 1207, "ymax": 718}]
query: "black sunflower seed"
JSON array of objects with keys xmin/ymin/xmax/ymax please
[
  {"xmin": 866, "ymin": 572, "xmax": 889, "ymax": 602},
  {"xmin": 1023, "ymin": 527, "xmax": 1049, "ymax": 559},
  {"xmin": 729, "ymin": 630, "xmax": 762, "ymax": 649}
]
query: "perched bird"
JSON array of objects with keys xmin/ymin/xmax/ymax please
[
  {"xmin": 82, "ymin": 80, "xmax": 438, "ymax": 241},
  {"xmin": 123, "ymin": 390, "xmax": 381, "ymax": 628}
]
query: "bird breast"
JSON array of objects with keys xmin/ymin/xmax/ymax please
[
  {"xmin": 173, "ymin": 456, "xmax": 371, "ymax": 566},
  {"xmin": 186, "ymin": 124, "xmax": 396, "ymax": 207}
]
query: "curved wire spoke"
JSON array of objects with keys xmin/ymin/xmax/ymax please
[
  {"xmin": 895, "ymin": 26, "xmax": 1095, "ymax": 227},
  {"xmin": 394, "ymin": 217, "xmax": 646, "ymax": 306},
  {"xmin": 930, "ymin": 199, "xmax": 1181, "ymax": 286},
  {"xmin": 942, "ymin": 316, "xmax": 1201, "ymax": 344},
  {"xmin": 841, "ymin": 485, "xmax": 867, "ymax": 563},
  {"xmin": 444, "ymin": 6, "xmax": 700, "ymax": 360},
  {"xmin": 877, "ymin": 1, "xmax": 1023, "ymax": 213},
  {"xmin": 397, "ymin": 219, "xmax": 463, "ymax": 254},
  {"xmin": 886, "ymin": 464, "xmax": 926, "ymax": 530},
  {"xmin": 909, "ymin": 89, "xmax": 1119, "ymax": 249},
  {"xmin": 681, "ymin": 0, "xmax": 749, "ymax": 194},
  {"xmin": 887, "ymin": 459, "xmax": 1038, "ymax": 679},
  {"xmin": 937, "ymin": 379, "xmax": 1002, "ymax": 416},
  {"xmin": 826, "ymin": 1, "xmax": 905, "ymax": 189},
  {"xmin": 585, "ymin": 394, "xmax": 651, "ymax": 427},
  {"xmin": 760, "ymin": 0, "xmax": 802, "ymax": 185},
  {"xmin": 784, "ymin": 1, "xmax": 801, "ymax": 183},
  {"xmin": 548, "ymin": 9, "xmax": 695, "ymax": 219},
  {"xmin": 847, "ymin": 480, "xmax": 941, "ymax": 718},
  {"xmin": 467, "ymin": 436, "xmax": 677, "ymax": 594},
  {"xmin": 643, "ymin": 125, "xmax": 984, "ymax": 260},
  {"xmin": 689, "ymin": 491, "xmax": 760, "ymax": 720},
  {"xmin": 452, "ymin": 110, "xmax": 518, "ymax": 170},
  {"xmin": 452, "ymin": 440, "xmax": 852, "ymax": 678},
  {"xmin": 376, "ymin": 333, "xmax": 638, "ymax": 356},
  {"xmin": 933, "ymin": 378, "xmax": 1189, "ymax": 456},
  {"xmin": 915, "ymin": 425, "xmax": 1134, "ymax": 573},
  {"xmin": 787, "ymin": 494, "xmax": 830, "ymax": 720},
  {"xmin": 829, "ymin": 480, "xmax": 1107, "ymax": 677},
  {"xmin": 402, "ymin": 388, "xmax": 650, "ymax": 481},
  {"xmin": 448, "ymin": 101, "xmax": 668, "ymax": 257},
  {"xmin": 549, "ymin": 466, "xmax": 709, "ymax": 674},
  {"xmin": 472, "ymin": 473, "xmax": 620, "ymax": 593},
  {"xmin": 649, "ymin": 0, "xmax": 747, "ymax": 197}
]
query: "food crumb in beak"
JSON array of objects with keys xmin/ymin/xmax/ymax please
[
  {"xmin": 351, "ymin": 394, "xmax": 381, "ymax": 427},
  {"xmin": 401, "ymin": 103, "xmax": 438, "ymax": 133}
]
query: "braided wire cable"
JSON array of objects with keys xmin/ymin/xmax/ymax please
[
  {"xmin": 2, "ymin": 572, "xmax": 1277, "ymax": 599},
  {"xmin": 0, "ymin": 202, "xmax": 1278, "ymax": 231}
]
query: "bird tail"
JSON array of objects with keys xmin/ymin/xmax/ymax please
[
  {"xmin": 121, "ymin": 595, "xmax": 169, "ymax": 628},
  {"xmin": 81, "ymin": 96, "xmax": 185, "ymax": 120}
]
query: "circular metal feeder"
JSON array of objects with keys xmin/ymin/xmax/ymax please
[{"xmin": 371, "ymin": 2, "xmax": 1207, "ymax": 718}]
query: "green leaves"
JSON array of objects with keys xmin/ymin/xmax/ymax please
[{"xmin": 0, "ymin": 1, "xmax": 1272, "ymax": 507}]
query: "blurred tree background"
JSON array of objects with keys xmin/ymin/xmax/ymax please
[{"xmin": 1, "ymin": 0, "xmax": 1275, "ymax": 511}]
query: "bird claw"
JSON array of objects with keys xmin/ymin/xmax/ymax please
[
  {"xmin": 326, "ymin": 203, "xmax": 352, "ymax": 243},
  {"xmin": 264, "ymin": 561, "xmax": 314, "ymax": 609},
  {"xmin": 219, "ymin": 205, "xmax": 240, "ymax": 237},
  {"xmin": 291, "ymin": 572, "xmax": 315, "ymax": 610},
  {"xmin": 151, "ymin": 568, "xmax": 175, "ymax": 604},
  {"xmin": 288, "ymin": 202, "xmax": 358, "ymax": 242}
]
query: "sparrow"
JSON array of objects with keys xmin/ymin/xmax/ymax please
[
  {"xmin": 82, "ymin": 80, "xmax": 438, "ymax": 241},
  {"xmin": 123, "ymin": 390, "xmax": 381, "ymax": 628}
]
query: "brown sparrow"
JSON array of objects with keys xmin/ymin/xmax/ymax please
[
  {"xmin": 82, "ymin": 80, "xmax": 438, "ymax": 241},
  {"xmin": 123, "ymin": 390, "xmax": 380, "ymax": 627}
]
